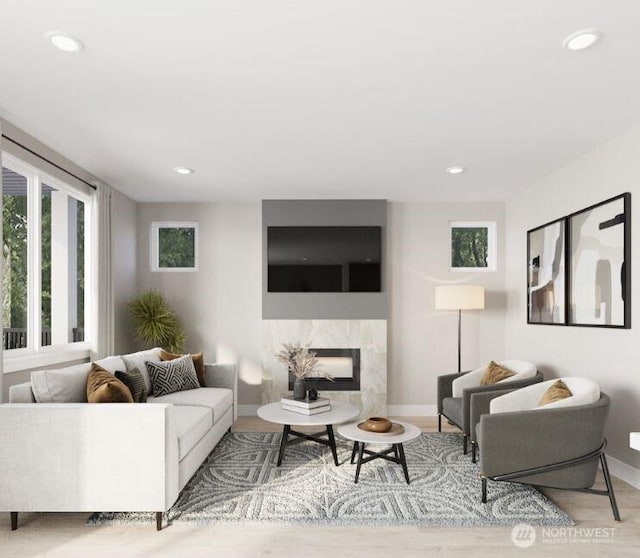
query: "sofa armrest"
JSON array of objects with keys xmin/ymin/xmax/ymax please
[
  {"xmin": 469, "ymin": 390, "xmax": 512, "ymax": 442},
  {"xmin": 9, "ymin": 382, "xmax": 35, "ymax": 403},
  {"xmin": 204, "ymin": 363, "xmax": 238, "ymax": 422},
  {"xmin": 461, "ymin": 370, "xmax": 544, "ymax": 435},
  {"xmin": 0, "ymin": 403, "xmax": 179, "ymax": 512},
  {"xmin": 437, "ymin": 372, "xmax": 469, "ymax": 413}
]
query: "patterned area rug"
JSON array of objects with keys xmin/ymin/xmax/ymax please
[{"xmin": 89, "ymin": 432, "xmax": 574, "ymax": 527}]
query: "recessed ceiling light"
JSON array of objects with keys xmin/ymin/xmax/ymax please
[
  {"xmin": 173, "ymin": 167, "xmax": 194, "ymax": 175},
  {"xmin": 446, "ymin": 166, "xmax": 466, "ymax": 175},
  {"xmin": 46, "ymin": 31, "xmax": 84, "ymax": 53},
  {"xmin": 562, "ymin": 29, "xmax": 601, "ymax": 51}
]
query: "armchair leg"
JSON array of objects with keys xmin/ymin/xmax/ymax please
[
  {"xmin": 10, "ymin": 512, "xmax": 17, "ymax": 531},
  {"xmin": 156, "ymin": 512, "xmax": 163, "ymax": 531},
  {"xmin": 463, "ymin": 434, "xmax": 468, "ymax": 455},
  {"xmin": 481, "ymin": 477, "xmax": 487, "ymax": 503},
  {"xmin": 438, "ymin": 414, "xmax": 442, "ymax": 432},
  {"xmin": 471, "ymin": 441, "xmax": 477, "ymax": 464},
  {"xmin": 600, "ymin": 454, "xmax": 621, "ymax": 521}
]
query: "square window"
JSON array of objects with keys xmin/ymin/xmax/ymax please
[
  {"xmin": 151, "ymin": 222, "xmax": 198, "ymax": 272},
  {"xmin": 450, "ymin": 221, "xmax": 497, "ymax": 272}
]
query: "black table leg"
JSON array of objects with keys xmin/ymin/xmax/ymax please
[
  {"xmin": 277, "ymin": 424, "xmax": 290, "ymax": 466},
  {"xmin": 326, "ymin": 425, "xmax": 339, "ymax": 466},
  {"xmin": 398, "ymin": 443, "xmax": 410, "ymax": 484},
  {"xmin": 354, "ymin": 442, "xmax": 365, "ymax": 484},
  {"xmin": 350, "ymin": 441, "xmax": 359, "ymax": 464}
]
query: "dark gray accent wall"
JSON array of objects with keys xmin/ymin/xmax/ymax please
[{"xmin": 263, "ymin": 200, "xmax": 388, "ymax": 319}]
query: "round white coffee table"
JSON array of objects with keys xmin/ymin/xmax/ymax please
[
  {"xmin": 257, "ymin": 401, "xmax": 360, "ymax": 466},
  {"xmin": 337, "ymin": 420, "xmax": 421, "ymax": 484}
]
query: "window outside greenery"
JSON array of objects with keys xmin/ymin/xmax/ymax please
[
  {"xmin": 451, "ymin": 227, "xmax": 489, "ymax": 268},
  {"xmin": 2, "ymin": 163, "xmax": 87, "ymax": 351},
  {"xmin": 155, "ymin": 225, "xmax": 197, "ymax": 270}
]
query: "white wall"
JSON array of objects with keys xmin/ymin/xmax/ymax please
[
  {"xmin": 112, "ymin": 189, "xmax": 138, "ymax": 354},
  {"xmin": 136, "ymin": 201, "xmax": 506, "ymax": 410},
  {"xmin": 136, "ymin": 203, "xmax": 263, "ymax": 405},
  {"xmin": 388, "ymin": 202, "xmax": 506, "ymax": 409},
  {"xmin": 504, "ymin": 124, "xmax": 640, "ymax": 470}
]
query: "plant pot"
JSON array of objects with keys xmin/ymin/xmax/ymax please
[{"xmin": 293, "ymin": 378, "xmax": 307, "ymax": 400}]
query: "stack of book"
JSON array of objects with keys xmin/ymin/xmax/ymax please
[{"xmin": 281, "ymin": 395, "xmax": 331, "ymax": 415}]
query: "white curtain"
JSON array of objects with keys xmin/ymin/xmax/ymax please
[{"xmin": 92, "ymin": 182, "xmax": 114, "ymax": 359}]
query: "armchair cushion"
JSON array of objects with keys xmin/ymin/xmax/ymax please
[
  {"xmin": 452, "ymin": 360, "xmax": 536, "ymax": 397},
  {"xmin": 539, "ymin": 379, "xmax": 572, "ymax": 406},
  {"xmin": 490, "ymin": 377, "xmax": 600, "ymax": 414},
  {"xmin": 480, "ymin": 361, "xmax": 516, "ymax": 386}
]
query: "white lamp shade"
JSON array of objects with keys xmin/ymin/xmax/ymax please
[{"xmin": 435, "ymin": 285, "xmax": 485, "ymax": 310}]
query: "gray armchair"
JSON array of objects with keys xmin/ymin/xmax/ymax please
[
  {"xmin": 476, "ymin": 379, "xmax": 619, "ymax": 521},
  {"xmin": 437, "ymin": 360, "xmax": 542, "ymax": 455}
]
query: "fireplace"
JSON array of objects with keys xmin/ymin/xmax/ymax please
[
  {"xmin": 262, "ymin": 319, "xmax": 387, "ymax": 416},
  {"xmin": 288, "ymin": 348, "xmax": 361, "ymax": 391}
]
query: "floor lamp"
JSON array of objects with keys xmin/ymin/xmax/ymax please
[{"xmin": 435, "ymin": 285, "xmax": 485, "ymax": 373}]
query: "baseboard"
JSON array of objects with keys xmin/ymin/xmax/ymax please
[
  {"xmin": 606, "ymin": 454, "xmax": 640, "ymax": 490},
  {"xmin": 238, "ymin": 405, "xmax": 260, "ymax": 416},
  {"xmin": 386, "ymin": 405, "xmax": 437, "ymax": 416}
]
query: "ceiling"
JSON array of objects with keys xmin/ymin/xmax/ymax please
[{"xmin": 1, "ymin": 1, "xmax": 639, "ymax": 203}]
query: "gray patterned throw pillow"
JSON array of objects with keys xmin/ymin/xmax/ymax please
[
  {"xmin": 115, "ymin": 368, "xmax": 147, "ymax": 403},
  {"xmin": 146, "ymin": 354, "xmax": 200, "ymax": 397}
]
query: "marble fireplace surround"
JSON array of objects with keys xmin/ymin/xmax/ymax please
[{"xmin": 262, "ymin": 320, "xmax": 387, "ymax": 417}]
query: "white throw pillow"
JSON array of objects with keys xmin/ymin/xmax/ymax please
[
  {"xmin": 31, "ymin": 363, "xmax": 93, "ymax": 403},
  {"xmin": 122, "ymin": 348, "xmax": 163, "ymax": 396}
]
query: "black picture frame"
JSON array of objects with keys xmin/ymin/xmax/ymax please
[
  {"xmin": 567, "ymin": 193, "xmax": 631, "ymax": 328},
  {"xmin": 527, "ymin": 217, "xmax": 567, "ymax": 325}
]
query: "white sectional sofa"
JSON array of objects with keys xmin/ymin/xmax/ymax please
[{"xmin": 0, "ymin": 348, "xmax": 237, "ymax": 530}]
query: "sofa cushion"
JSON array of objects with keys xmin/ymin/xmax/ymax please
[
  {"xmin": 442, "ymin": 397, "xmax": 463, "ymax": 428},
  {"xmin": 115, "ymin": 368, "xmax": 147, "ymax": 403},
  {"xmin": 87, "ymin": 363, "xmax": 134, "ymax": 403},
  {"xmin": 160, "ymin": 350, "xmax": 206, "ymax": 387},
  {"xmin": 173, "ymin": 405, "xmax": 213, "ymax": 461},
  {"xmin": 146, "ymin": 355, "xmax": 200, "ymax": 398},
  {"xmin": 149, "ymin": 387, "xmax": 233, "ymax": 422},
  {"xmin": 94, "ymin": 355, "xmax": 126, "ymax": 374},
  {"xmin": 122, "ymin": 348, "xmax": 163, "ymax": 396},
  {"xmin": 31, "ymin": 362, "xmax": 93, "ymax": 403}
]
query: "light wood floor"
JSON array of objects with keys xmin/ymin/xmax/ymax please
[{"xmin": 1, "ymin": 417, "xmax": 638, "ymax": 558}]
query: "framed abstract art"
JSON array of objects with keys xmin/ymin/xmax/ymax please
[
  {"xmin": 567, "ymin": 193, "xmax": 630, "ymax": 328},
  {"xmin": 527, "ymin": 218, "xmax": 566, "ymax": 325}
]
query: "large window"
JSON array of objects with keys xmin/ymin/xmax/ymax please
[{"xmin": 2, "ymin": 153, "xmax": 91, "ymax": 356}]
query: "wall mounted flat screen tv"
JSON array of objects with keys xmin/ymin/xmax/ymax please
[{"xmin": 268, "ymin": 226, "xmax": 382, "ymax": 292}]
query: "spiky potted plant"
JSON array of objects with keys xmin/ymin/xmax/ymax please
[{"xmin": 127, "ymin": 290, "xmax": 186, "ymax": 353}]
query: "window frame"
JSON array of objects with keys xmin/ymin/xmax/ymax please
[
  {"xmin": 2, "ymin": 151, "xmax": 93, "ymax": 368},
  {"xmin": 150, "ymin": 221, "xmax": 199, "ymax": 272},
  {"xmin": 449, "ymin": 220, "xmax": 497, "ymax": 272}
]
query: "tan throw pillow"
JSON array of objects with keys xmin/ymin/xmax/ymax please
[
  {"xmin": 539, "ymin": 379, "xmax": 573, "ymax": 407},
  {"xmin": 87, "ymin": 363, "xmax": 134, "ymax": 403},
  {"xmin": 160, "ymin": 350, "xmax": 205, "ymax": 387},
  {"xmin": 480, "ymin": 361, "xmax": 517, "ymax": 386}
]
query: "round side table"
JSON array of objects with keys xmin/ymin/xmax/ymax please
[{"xmin": 337, "ymin": 420, "xmax": 421, "ymax": 484}]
